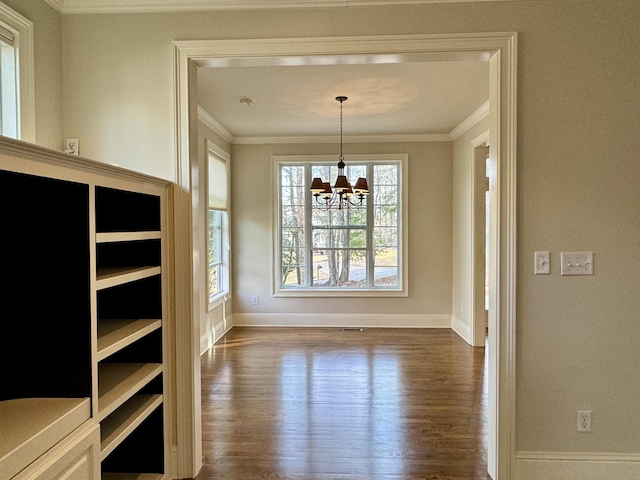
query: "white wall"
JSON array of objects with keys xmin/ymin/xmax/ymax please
[
  {"xmin": 231, "ymin": 141, "xmax": 453, "ymax": 323},
  {"xmin": 57, "ymin": 0, "xmax": 640, "ymax": 474}
]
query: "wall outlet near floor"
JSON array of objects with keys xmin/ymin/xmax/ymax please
[
  {"xmin": 577, "ymin": 410, "xmax": 592, "ymax": 432},
  {"xmin": 252, "ymin": 295, "xmax": 259, "ymax": 305}
]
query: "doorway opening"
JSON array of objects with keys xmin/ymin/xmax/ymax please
[{"xmin": 173, "ymin": 33, "xmax": 517, "ymax": 480}]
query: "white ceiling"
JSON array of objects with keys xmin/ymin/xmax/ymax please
[{"xmin": 197, "ymin": 59, "xmax": 490, "ymax": 141}]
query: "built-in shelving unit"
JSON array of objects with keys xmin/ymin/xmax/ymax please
[
  {"xmin": 0, "ymin": 137, "xmax": 171, "ymax": 479},
  {"xmin": 94, "ymin": 186, "xmax": 167, "ymax": 478}
]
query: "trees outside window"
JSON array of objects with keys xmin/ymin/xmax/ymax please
[{"xmin": 277, "ymin": 157, "xmax": 404, "ymax": 294}]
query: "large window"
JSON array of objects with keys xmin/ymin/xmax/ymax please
[
  {"xmin": 276, "ymin": 155, "xmax": 407, "ymax": 296},
  {"xmin": 0, "ymin": 3, "xmax": 34, "ymax": 141},
  {"xmin": 207, "ymin": 147, "xmax": 230, "ymax": 306}
]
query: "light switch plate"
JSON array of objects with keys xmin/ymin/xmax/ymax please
[
  {"xmin": 560, "ymin": 252, "xmax": 594, "ymax": 275},
  {"xmin": 65, "ymin": 137, "xmax": 79, "ymax": 156},
  {"xmin": 534, "ymin": 251, "xmax": 550, "ymax": 274}
]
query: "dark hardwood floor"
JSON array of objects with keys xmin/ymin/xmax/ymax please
[{"xmin": 197, "ymin": 327, "xmax": 489, "ymax": 480}]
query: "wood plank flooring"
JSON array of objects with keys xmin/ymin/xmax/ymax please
[{"xmin": 197, "ymin": 328, "xmax": 489, "ymax": 480}]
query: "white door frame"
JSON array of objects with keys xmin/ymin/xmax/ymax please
[
  {"xmin": 471, "ymin": 130, "xmax": 491, "ymax": 348},
  {"xmin": 172, "ymin": 32, "xmax": 517, "ymax": 479}
]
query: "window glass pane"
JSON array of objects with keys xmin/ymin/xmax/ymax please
[
  {"xmin": 281, "ymin": 165, "xmax": 305, "ymax": 187},
  {"xmin": 328, "ymin": 208, "xmax": 349, "ymax": 226},
  {"xmin": 209, "ymin": 265, "xmax": 219, "ymax": 296},
  {"xmin": 375, "ymin": 247, "xmax": 398, "ymax": 287},
  {"xmin": 311, "ymin": 208, "xmax": 329, "ymax": 226},
  {"xmin": 312, "ymin": 249, "xmax": 367, "ymax": 287},
  {"xmin": 374, "ymin": 164, "xmax": 398, "ymax": 185},
  {"xmin": 350, "ymin": 228, "xmax": 366, "ymax": 248},
  {"xmin": 282, "ymin": 227, "xmax": 304, "ymax": 248},
  {"xmin": 375, "ymin": 246, "xmax": 397, "ymax": 267},
  {"xmin": 373, "ymin": 185, "xmax": 398, "ymax": 205},
  {"xmin": 374, "ymin": 266, "xmax": 398, "ymax": 287},
  {"xmin": 347, "ymin": 165, "xmax": 366, "ymax": 182},
  {"xmin": 374, "ymin": 205, "xmax": 398, "ymax": 226},
  {"xmin": 312, "ymin": 229, "xmax": 328, "ymax": 249},
  {"xmin": 281, "ymin": 185, "xmax": 305, "ymax": 206},
  {"xmin": 374, "ymin": 227, "xmax": 397, "ymax": 247},
  {"xmin": 348, "ymin": 206, "xmax": 366, "ymax": 226},
  {"xmin": 282, "ymin": 205, "xmax": 305, "ymax": 228},
  {"xmin": 311, "ymin": 165, "xmax": 333, "ymax": 182},
  {"xmin": 208, "ymin": 210, "xmax": 221, "ymax": 264},
  {"xmin": 282, "ymin": 266, "xmax": 306, "ymax": 286}
]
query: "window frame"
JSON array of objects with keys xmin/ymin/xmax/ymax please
[
  {"xmin": 273, "ymin": 154, "xmax": 408, "ymax": 298},
  {"xmin": 206, "ymin": 143, "xmax": 231, "ymax": 310},
  {"xmin": 0, "ymin": 3, "xmax": 35, "ymax": 142}
]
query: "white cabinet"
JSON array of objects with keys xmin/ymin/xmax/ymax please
[{"xmin": 0, "ymin": 138, "xmax": 172, "ymax": 479}]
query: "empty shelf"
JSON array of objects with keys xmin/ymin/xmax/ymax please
[
  {"xmin": 97, "ymin": 319, "xmax": 162, "ymax": 362},
  {"xmin": 96, "ymin": 267, "xmax": 161, "ymax": 290},
  {"xmin": 98, "ymin": 363, "xmax": 162, "ymax": 422},
  {"xmin": 100, "ymin": 394, "xmax": 162, "ymax": 461}
]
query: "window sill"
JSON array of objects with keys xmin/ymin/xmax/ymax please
[
  {"xmin": 208, "ymin": 292, "xmax": 230, "ymax": 311},
  {"xmin": 274, "ymin": 288, "xmax": 407, "ymax": 298}
]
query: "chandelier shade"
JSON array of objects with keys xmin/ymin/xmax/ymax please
[{"xmin": 310, "ymin": 96, "xmax": 369, "ymax": 209}]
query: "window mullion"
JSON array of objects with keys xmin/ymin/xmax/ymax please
[
  {"xmin": 366, "ymin": 162, "xmax": 374, "ymax": 287},
  {"xmin": 305, "ymin": 164, "xmax": 313, "ymax": 287}
]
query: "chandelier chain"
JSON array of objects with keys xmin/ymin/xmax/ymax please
[{"xmin": 339, "ymin": 98, "xmax": 344, "ymax": 161}]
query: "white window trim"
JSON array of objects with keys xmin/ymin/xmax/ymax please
[
  {"xmin": 207, "ymin": 140, "xmax": 231, "ymax": 311},
  {"xmin": 0, "ymin": 3, "xmax": 35, "ymax": 142},
  {"xmin": 272, "ymin": 153, "xmax": 408, "ymax": 298}
]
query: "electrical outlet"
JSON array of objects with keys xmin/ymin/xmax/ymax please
[
  {"xmin": 251, "ymin": 295, "xmax": 259, "ymax": 305},
  {"xmin": 577, "ymin": 410, "xmax": 591, "ymax": 432}
]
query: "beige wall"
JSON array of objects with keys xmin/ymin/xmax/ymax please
[
  {"xmin": 3, "ymin": 0, "xmax": 62, "ymax": 150},
  {"xmin": 451, "ymin": 116, "xmax": 490, "ymax": 343},
  {"xmin": 56, "ymin": 0, "xmax": 640, "ymax": 465},
  {"xmin": 231, "ymin": 141, "xmax": 453, "ymax": 317}
]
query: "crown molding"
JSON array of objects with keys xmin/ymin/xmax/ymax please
[
  {"xmin": 449, "ymin": 99, "xmax": 490, "ymax": 140},
  {"xmin": 43, "ymin": 0, "xmax": 65, "ymax": 13},
  {"xmin": 197, "ymin": 106, "xmax": 234, "ymax": 144},
  {"xmin": 200, "ymin": 101, "xmax": 491, "ymax": 146},
  {"xmin": 234, "ymin": 133, "xmax": 451, "ymax": 144},
  {"xmin": 49, "ymin": 0, "xmax": 524, "ymax": 15}
]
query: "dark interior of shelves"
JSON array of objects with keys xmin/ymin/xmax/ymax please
[
  {"xmin": 0, "ymin": 169, "xmax": 91, "ymax": 401},
  {"xmin": 95, "ymin": 186, "xmax": 161, "ymax": 233},
  {"xmin": 97, "ymin": 276, "xmax": 162, "ymax": 320},
  {"xmin": 101, "ymin": 406, "xmax": 164, "ymax": 474},
  {"xmin": 96, "ymin": 239, "xmax": 161, "ymax": 269}
]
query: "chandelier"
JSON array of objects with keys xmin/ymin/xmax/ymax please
[{"xmin": 310, "ymin": 96, "xmax": 369, "ymax": 209}]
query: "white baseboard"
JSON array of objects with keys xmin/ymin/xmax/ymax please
[
  {"xmin": 515, "ymin": 451, "xmax": 640, "ymax": 480},
  {"xmin": 451, "ymin": 314, "xmax": 471, "ymax": 344},
  {"xmin": 233, "ymin": 313, "xmax": 451, "ymax": 328},
  {"xmin": 200, "ymin": 314, "xmax": 235, "ymax": 355}
]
